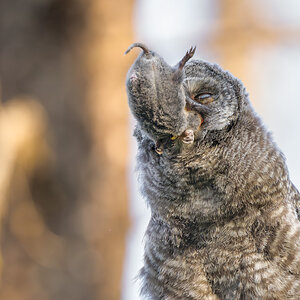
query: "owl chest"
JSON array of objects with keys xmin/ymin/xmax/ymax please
[
  {"xmin": 143, "ymin": 220, "xmax": 295, "ymax": 299},
  {"xmin": 142, "ymin": 236, "xmax": 218, "ymax": 299},
  {"xmin": 141, "ymin": 154, "xmax": 212, "ymax": 197}
]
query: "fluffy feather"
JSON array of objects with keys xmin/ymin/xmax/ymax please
[{"xmin": 126, "ymin": 44, "xmax": 300, "ymax": 299}]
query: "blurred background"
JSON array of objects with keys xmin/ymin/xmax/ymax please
[{"xmin": 0, "ymin": 1, "xmax": 299, "ymax": 299}]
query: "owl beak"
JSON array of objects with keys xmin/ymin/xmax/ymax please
[{"xmin": 186, "ymin": 97, "xmax": 212, "ymax": 116}]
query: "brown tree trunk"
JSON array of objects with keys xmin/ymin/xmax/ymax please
[
  {"xmin": 80, "ymin": 1, "xmax": 134, "ymax": 299},
  {"xmin": 0, "ymin": 0, "xmax": 133, "ymax": 299}
]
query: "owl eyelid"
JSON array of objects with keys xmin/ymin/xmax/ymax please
[
  {"xmin": 192, "ymin": 92, "xmax": 214, "ymax": 104},
  {"xmin": 194, "ymin": 92, "xmax": 213, "ymax": 100}
]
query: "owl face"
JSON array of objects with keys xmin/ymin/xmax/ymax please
[
  {"xmin": 126, "ymin": 44, "xmax": 246, "ymax": 148},
  {"xmin": 183, "ymin": 60, "xmax": 245, "ymax": 137}
]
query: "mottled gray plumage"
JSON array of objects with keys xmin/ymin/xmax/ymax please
[{"xmin": 126, "ymin": 43, "xmax": 300, "ymax": 299}]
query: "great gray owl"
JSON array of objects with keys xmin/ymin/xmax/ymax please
[{"xmin": 125, "ymin": 43, "xmax": 300, "ymax": 299}]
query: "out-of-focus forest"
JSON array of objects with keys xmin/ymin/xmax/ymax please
[
  {"xmin": 0, "ymin": 0, "xmax": 133, "ymax": 299},
  {"xmin": 1, "ymin": 1, "xmax": 300, "ymax": 300}
]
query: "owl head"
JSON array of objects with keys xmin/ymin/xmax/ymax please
[
  {"xmin": 126, "ymin": 44, "xmax": 287, "ymax": 223},
  {"xmin": 126, "ymin": 43, "xmax": 249, "ymax": 150},
  {"xmin": 184, "ymin": 60, "xmax": 247, "ymax": 134}
]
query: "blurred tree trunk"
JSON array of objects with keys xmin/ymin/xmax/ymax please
[
  {"xmin": 0, "ymin": 0, "xmax": 133, "ymax": 299},
  {"xmin": 81, "ymin": 1, "xmax": 134, "ymax": 299}
]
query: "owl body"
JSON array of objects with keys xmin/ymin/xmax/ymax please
[{"xmin": 126, "ymin": 44, "xmax": 300, "ymax": 299}]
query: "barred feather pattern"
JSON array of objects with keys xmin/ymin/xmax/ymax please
[
  {"xmin": 136, "ymin": 113, "xmax": 300, "ymax": 298},
  {"xmin": 136, "ymin": 102, "xmax": 300, "ymax": 299},
  {"xmin": 127, "ymin": 52, "xmax": 300, "ymax": 299}
]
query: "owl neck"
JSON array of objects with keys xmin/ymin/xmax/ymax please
[{"xmin": 141, "ymin": 107, "xmax": 291, "ymax": 227}]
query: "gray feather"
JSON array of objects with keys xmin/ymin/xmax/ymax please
[{"xmin": 126, "ymin": 44, "xmax": 300, "ymax": 299}]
